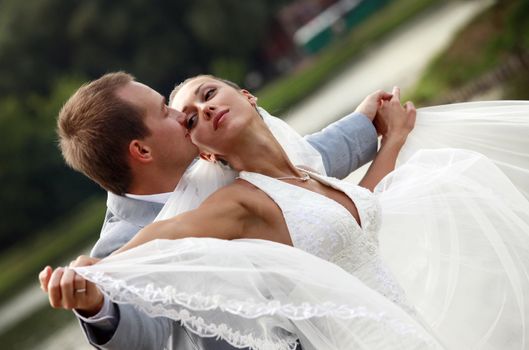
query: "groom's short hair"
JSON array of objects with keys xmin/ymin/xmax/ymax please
[{"xmin": 57, "ymin": 72, "xmax": 150, "ymax": 195}]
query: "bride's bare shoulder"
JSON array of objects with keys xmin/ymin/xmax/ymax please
[
  {"xmin": 199, "ymin": 179, "xmax": 277, "ymax": 216},
  {"xmin": 201, "ymin": 179, "xmax": 264, "ymax": 206},
  {"xmin": 199, "ymin": 178, "xmax": 289, "ymax": 242}
]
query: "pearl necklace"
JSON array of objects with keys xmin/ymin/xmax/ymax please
[{"xmin": 275, "ymin": 170, "xmax": 310, "ymax": 182}]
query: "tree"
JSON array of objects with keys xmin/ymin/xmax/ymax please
[
  {"xmin": 0, "ymin": 0, "xmax": 297, "ymax": 250},
  {"xmin": 0, "ymin": 77, "xmax": 98, "ymax": 248}
]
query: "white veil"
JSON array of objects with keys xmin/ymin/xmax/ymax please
[
  {"xmin": 400, "ymin": 101, "xmax": 529, "ymax": 199},
  {"xmin": 155, "ymin": 107, "xmax": 326, "ymax": 221},
  {"xmin": 77, "ymin": 238, "xmax": 444, "ymax": 349},
  {"xmin": 377, "ymin": 148, "xmax": 529, "ymax": 349},
  {"xmin": 376, "ymin": 101, "xmax": 529, "ymax": 349},
  {"xmin": 75, "ymin": 101, "xmax": 529, "ymax": 350}
]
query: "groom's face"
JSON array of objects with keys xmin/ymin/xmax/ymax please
[{"xmin": 117, "ymin": 81, "xmax": 199, "ymax": 171}]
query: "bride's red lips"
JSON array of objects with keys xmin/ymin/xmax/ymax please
[{"xmin": 213, "ymin": 110, "xmax": 229, "ymax": 130}]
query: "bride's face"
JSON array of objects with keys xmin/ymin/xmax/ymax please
[{"xmin": 170, "ymin": 76, "xmax": 259, "ymax": 156}]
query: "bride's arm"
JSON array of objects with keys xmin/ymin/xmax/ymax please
[
  {"xmin": 113, "ymin": 185, "xmax": 250, "ymax": 255},
  {"xmin": 358, "ymin": 87, "xmax": 416, "ymax": 191}
]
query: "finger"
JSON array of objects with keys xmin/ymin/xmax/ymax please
[
  {"xmin": 73, "ymin": 273, "xmax": 87, "ymax": 295},
  {"xmin": 70, "ymin": 280, "xmax": 104, "ymax": 316},
  {"xmin": 71, "ymin": 255, "xmax": 86, "ymax": 267},
  {"xmin": 48, "ymin": 267, "xmax": 65, "ymax": 308},
  {"xmin": 380, "ymin": 93, "xmax": 393, "ymax": 102},
  {"xmin": 39, "ymin": 266, "xmax": 52, "ymax": 292},
  {"xmin": 405, "ymin": 101, "xmax": 417, "ymax": 128},
  {"xmin": 60, "ymin": 268, "xmax": 76, "ymax": 309},
  {"xmin": 373, "ymin": 117, "xmax": 382, "ymax": 136},
  {"xmin": 86, "ymin": 279, "xmax": 101, "ymax": 299},
  {"xmin": 410, "ymin": 112, "xmax": 417, "ymax": 130},
  {"xmin": 375, "ymin": 90, "xmax": 393, "ymax": 101},
  {"xmin": 71, "ymin": 255, "xmax": 98, "ymax": 268},
  {"xmin": 405, "ymin": 101, "xmax": 416, "ymax": 115},
  {"xmin": 391, "ymin": 86, "xmax": 401, "ymax": 103}
]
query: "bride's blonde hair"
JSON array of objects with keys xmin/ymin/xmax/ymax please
[{"xmin": 169, "ymin": 74, "xmax": 242, "ymax": 106}]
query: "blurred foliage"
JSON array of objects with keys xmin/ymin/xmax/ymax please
[
  {"xmin": 0, "ymin": 77, "xmax": 98, "ymax": 249},
  {"xmin": 211, "ymin": 57, "xmax": 248, "ymax": 85},
  {"xmin": 0, "ymin": 302, "xmax": 76, "ymax": 349},
  {"xmin": 256, "ymin": 0, "xmax": 439, "ymax": 113},
  {"xmin": 186, "ymin": 0, "xmax": 268, "ymax": 73},
  {"xmin": 0, "ymin": 0, "xmax": 291, "ymax": 252},
  {"xmin": 505, "ymin": 67, "xmax": 529, "ymax": 100},
  {"xmin": 406, "ymin": 0, "xmax": 529, "ymax": 105},
  {"xmin": 0, "ymin": 197, "xmax": 105, "ymax": 305},
  {"xmin": 0, "ymin": 0, "xmax": 289, "ymax": 97},
  {"xmin": 0, "ymin": 0, "xmax": 436, "ymax": 255}
]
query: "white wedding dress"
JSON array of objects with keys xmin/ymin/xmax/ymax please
[
  {"xmin": 75, "ymin": 102, "xmax": 529, "ymax": 350},
  {"xmin": 238, "ymin": 170, "xmax": 413, "ymax": 314}
]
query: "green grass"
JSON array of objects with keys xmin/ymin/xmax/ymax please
[
  {"xmin": 0, "ymin": 196, "xmax": 104, "ymax": 349},
  {"xmin": 505, "ymin": 66, "xmax": 529, "ymax": 99},
  {"xmin": 256, "ymin": 0, "xmax": 440, "ymax": 114},
  {"xmin": 406, "ymin": 0, "xmax": 529, "ymax": 105},
  {"xmin": 0, "ymin": 196, "xmax": 105, "ymax": 306},
  {"xmin": 0, "ymin": 303, "xmax": 77, "ymax": 350}
]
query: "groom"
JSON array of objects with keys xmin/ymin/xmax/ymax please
[{"xmin": 39, "ymin": 71, "xmax": 388, "ymax": 349}]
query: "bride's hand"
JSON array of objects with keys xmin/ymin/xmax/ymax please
[
  {"xmin": 376, "ymin": 87, "xmax": 416, "ymax": 146},
  {"xmin": 355, "ymin": 90, "xmax": 393, "ymax": 121},
  {"xmin": 357, "ymin": 87, "xmax": 415, "ymax": 191}
]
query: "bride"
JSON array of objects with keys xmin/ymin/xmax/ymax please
[{"xmin": 75, "ymin": 75, "xmax": 529, "ymax": 350}]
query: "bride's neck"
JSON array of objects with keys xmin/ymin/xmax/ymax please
[{"xmin": 225, "ymin": 125, "xmax": 301, "ymax": 178}]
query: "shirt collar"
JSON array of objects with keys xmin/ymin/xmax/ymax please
[
  {"xmin": 124, "ymin": 192, "xmax": 172, "ymax": 204},
  {"xmin": 106, "ymin": 192, "xmax": 165, "ymax": 228}
]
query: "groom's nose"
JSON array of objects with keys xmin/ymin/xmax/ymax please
[{"xmin": 173, "ymin": 109, "xmax": 187, "ymax": 125}]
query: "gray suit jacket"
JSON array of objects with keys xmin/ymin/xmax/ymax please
[{"xmin": 79, "ymin": 112, "xmax": 377, "ymax": 349}]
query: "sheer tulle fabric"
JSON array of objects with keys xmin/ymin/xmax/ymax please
[
  {"xmin": 75, "ymin": 101, "xmax": 529, "ymax": 350},
  {"xmin": 400, "ymin": 101, "xmax": 529, "ymax": 200},
  {"xmin": 154, "ymin": 107, "xmax": 326, "ymax": 222},
  {"xmin": 76, "ymin": 238, "xmax": 443, "ymax": 349},
  {"xmin": 377, "ymin": 149, "xmax": 529, "ymax": 350}
]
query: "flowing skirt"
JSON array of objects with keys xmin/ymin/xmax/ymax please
[{"xmin": 75, "ymin": 101, "xmax": 529, "ymax": 350}]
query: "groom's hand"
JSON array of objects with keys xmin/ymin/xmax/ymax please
[
  {"xmin": 376, "ymin": 86, "xmax": 416, "ymax": 144},
  {"xmin": 39, "ymin": 256, "xmax": 103, "ymax": 317},
  {"xmin": 355, "ymin": 90, "xmax": 393, "ymax": 121},
  {"xmin": 373, "ymin": 87, "xmax": 415, "ymax": 138}
]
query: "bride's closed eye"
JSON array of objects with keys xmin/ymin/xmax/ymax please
[{"xmin": 186, "ymin": 114, "xmax": 198, "ymax": 130}]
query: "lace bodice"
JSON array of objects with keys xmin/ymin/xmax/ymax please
[{"xmin": 238, "ymin": 170, "xmax": 411, "ymax": 311}]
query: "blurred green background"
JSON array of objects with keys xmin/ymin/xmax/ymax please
[{"xmin": 0, "ymin": 0, "xmax": 527, "ymax": 348}]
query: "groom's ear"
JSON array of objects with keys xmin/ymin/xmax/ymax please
[
  {"xmin": 129, "ymin": 139, "xmax": 153, "ymax": 163},
  {"xmin": 199, "ymin": 152, "xmax": 217, "ymax": 163},
  {"xmin": 240, "ymin": 89, "xmax": 257, "ymax": 107}
]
